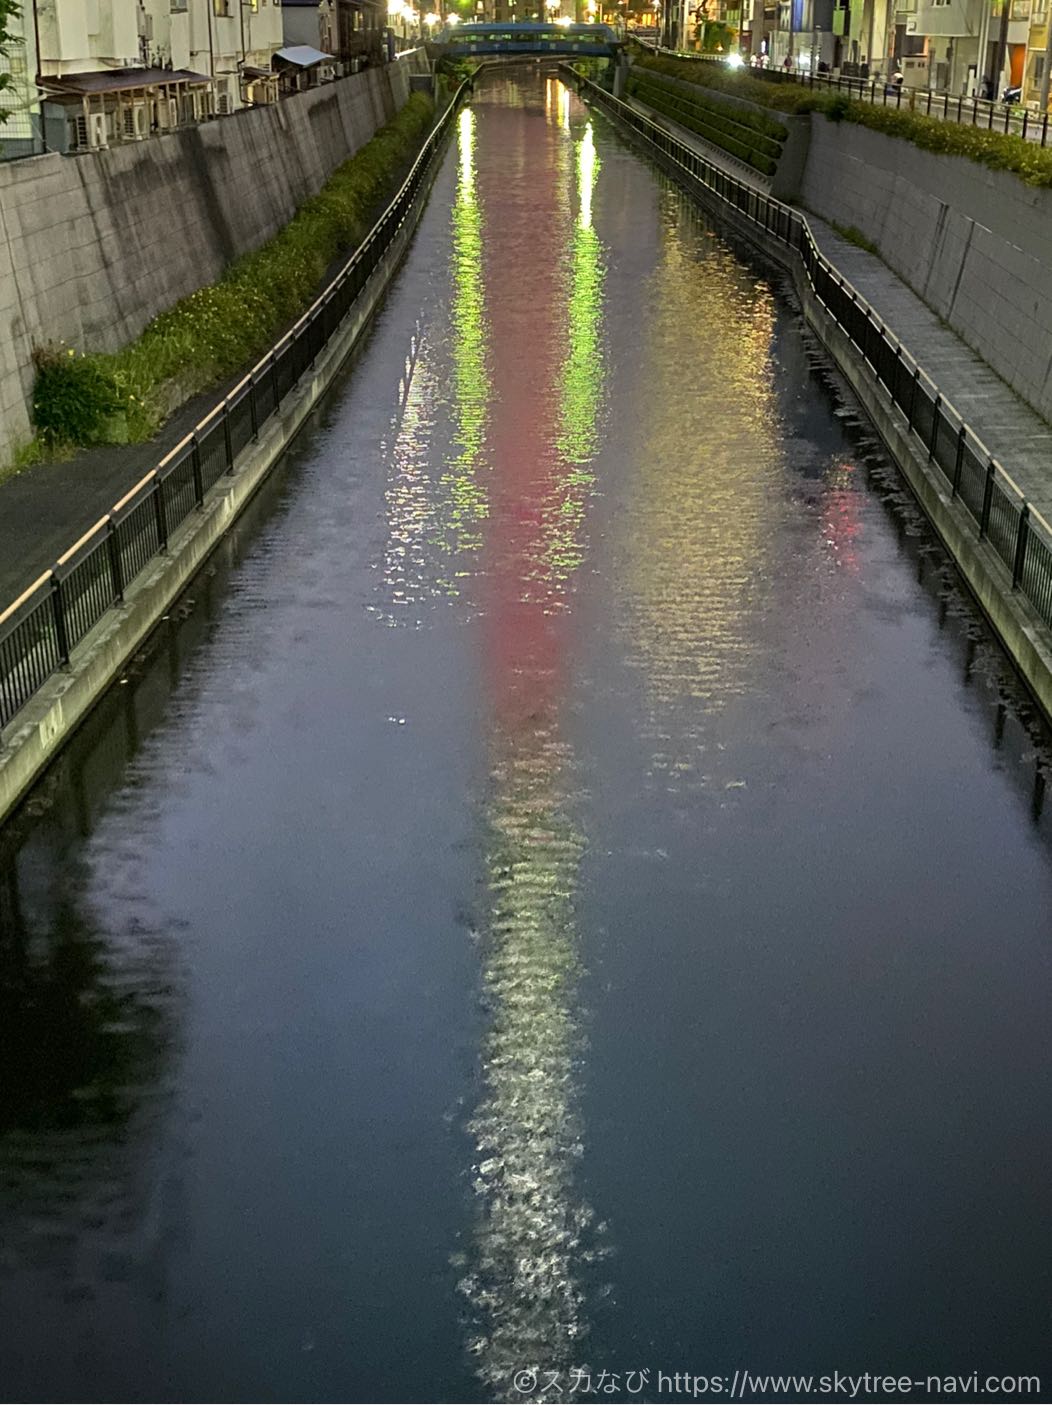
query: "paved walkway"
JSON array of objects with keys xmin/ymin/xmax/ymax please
[
  {"xmin": 0, "ymin": 381, "xmax": 246, "ymax": 612},
  {"xmin": 629, "ymin": 95, "xmax": 1052, "ymax": 521}
]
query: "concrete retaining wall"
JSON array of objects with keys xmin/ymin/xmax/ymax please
[
  {"xmin": 0, "ymin": 51, "xmax": 431, "ymax": 464},
  {"xmin": 799, "ymin": 116, "xmax": 1052, "ymax": 425}
]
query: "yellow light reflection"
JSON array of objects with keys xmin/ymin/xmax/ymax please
[
  {"xmin": 460, "ymin": 729, "xmax": 595, "ymax": 1403},
  {"xmin": 550, "ymin": 117, "xmax": 605, "ymax": 581},
  {"xmin": 442, "ymin": 106, "xmax": 491, "ymax": 567},
  {"xmin": 377, "ymin": 331, "xmax": 442, "ymax": 625},
  {"xmin": 620, "ymin": 194, "xmax": 781, "ymax": 771}
]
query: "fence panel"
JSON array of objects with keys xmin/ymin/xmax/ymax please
[
  {"xmin": 986, "ymin": 477, "xmax": 1020, "ymax": 572},
  {"xmin": 1021, "ymin": 527, "xmax": 1052, "ymax": 629},
  {"xmin": 60, "ymin": 540, "xmax": 116, "ymax": 649},
  {"xmin": 911, "ymin": 383, "xmax": 937, "ymax": 453},
  {"xmin": 932, "ymin": 410, "xmax": 961, "ymax": 485},
  {"xmin": 115, "ymin": 492, "xmax": 162, "ymax": 586},
  {"xmin": 162, "ymin": 443, "xmax": 200, "ymax": 533},
  {"xmin": 956, "ymin": 440, "xmax": 987, "ymax": 525},
  {"xmin": 0, "ymin": 594, "xmax": 62, "ymax": 727},
  {"xmin": 198, "ymin": 418, "xmax": 229, "ymax": 492}
]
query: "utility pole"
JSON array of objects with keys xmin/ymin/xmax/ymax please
[
  {"xmin": 750, "ymin": 0, "xmax": 764, "ymax": 57},
  {"xmin": 992, "ymin": 0, "xmax": 1010, "ymax": 96}
]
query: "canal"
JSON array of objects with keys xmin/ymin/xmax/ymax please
[{"xmin": 1, "ymin": 70, "xmax": 1051, "ymax": 1404}]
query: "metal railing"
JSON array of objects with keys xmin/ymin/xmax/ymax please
[
  {"xmin": 575, "ymin": 73, "xmax": 1052, "ymax": 641},
  {"xmin": 0, "ymin": 77, "xmax": 470, "ymax": 738},
  {"xmin": 633, "ymin": 41, "xmax": 1052, "ymax": 147}
]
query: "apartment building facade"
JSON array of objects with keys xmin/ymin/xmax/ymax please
[{"xmin": 0, "ymin": 0, "xmax": 286, "ymax": 158}]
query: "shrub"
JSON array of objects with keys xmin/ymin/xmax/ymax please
[
  {"xmin": 633, "ymin": 52, "xmax": 1052, "ymax": 186},
  {"xmin": 31, "ymin": 90, "xmax": 436, "ymax": 450},
  {"xmin": 32, "ymin": 344, "xmax": 126, "ymax": 447},
  {"xmin": 841, "ymin": 101, "xmax": 1052, "ymax": 186},
  {"xmin": 627, "ymin": 74, "xmax": 780, "ymax": 175}
]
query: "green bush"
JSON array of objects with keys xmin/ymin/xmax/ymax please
[
  {"xmin": 630, "ymin": 74, "xmax": 784, "ymax": 157},
  {"xmin": 32, "ymin": 344, "xmax": 127, "ymax": 447},
  {"xmin": 634, "ymin": 53, "xmax": 821, "ymax": 113},
  {"xmin": 628, "ymin": 74, "xmax": 779, "ymax": 175},
  {"xmin": 842, "ymin": 101, "xmax": 1052, "ymax": 186},
  {"xmin": 32, "ymin": 90, "xmax": 436, "ymax": 449}
]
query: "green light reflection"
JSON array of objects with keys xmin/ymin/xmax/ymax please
[
  {"xmin": 549, "ymin": 119, "xmax": 605, "ymax": 583},
  {"xmin": 443, "ymin": 106, "xmax": 491, "ymax": 564}
]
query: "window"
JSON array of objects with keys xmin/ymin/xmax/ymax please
[{"xmin": 213, "ymin": 0, "xmax": 231, "ymax": 14}]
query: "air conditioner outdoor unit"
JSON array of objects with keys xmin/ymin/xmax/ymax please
[{"xmin": 90, "ymin": 111, "xmax": 108, "ymax": 147}]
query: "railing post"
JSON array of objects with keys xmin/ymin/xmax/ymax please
[
  {"xmin": 50, "ymin": 572, "xmax": 71, "ymax": 666},
  {"xmin": 106, "ymin": 517, "xmax": 125, "ymax": 602},
  {"xmin": 153, "ymin": 477, "xmax": 169, "ymax": 551},
  {"xmin": 249, "ymin": 375, "xmax": 259, "ymax": 440},
  {"xmin": 979, "ymin": 460, "xmax": 995, "ymax": 538},
  {"xmin": 928, "ymin": 394, "xmax": 941, "ymax": 461},
  {"xmin": 952, "ymin": 425, "xmax": 965, "ymax": 496},
  {"xmin": 906, "ymin": 366, "xmax": 920, "ymax": 429},
  {"xmin": 224, "ymin": 409, "xmax": 234, "ymax": 473},
  {"xmin": 191, "ymin": 435, "xmax": 205, "ymax": 506},
  {"xmin": 1012, "ymin": 504, "xmax": 1030, "ymax": 589}
]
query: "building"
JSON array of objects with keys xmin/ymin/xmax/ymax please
[
  {"xmin": 333, "ymin": 0, "xmax": 387, "ymax": 64},
  {"xmin": 1, "ymin": 0, "xmax": 286, "ymax": 157},
  {"xmin": 140, "ymin": 0, "xmax": 284, "ymax": 111},
  {"xmin": 1022, "ymin": 0, "xmax": 1050, "ymax": 103},
  {"xmin": 0, "ymin": 5, "xmax": 44, "ymax": 157},
  {"xmin": 280, "ymin": 0, "xmax": 339, "ymax": 51}
]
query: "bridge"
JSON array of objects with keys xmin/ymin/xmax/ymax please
[{"xmin": 432, "ymin": 21, "xmax": 623, "ymax": 58}]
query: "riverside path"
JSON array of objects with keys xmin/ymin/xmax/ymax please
[{"xmin": 1, "ymin": 68, "xmax": 1051, "ymax": 1405}]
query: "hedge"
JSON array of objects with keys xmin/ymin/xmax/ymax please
[
  {"xmin": 627, "ymin": 75, "xmax": 779, "ymax": 176},
  {"xmin": 633, "ymin": 52, "xmax": 1052, "ymax": 186},
  {"xmin": 629, "ymin": 74, "xmax": 784, "ymax": 159},
  {"xmin": 32, "ymin": 90, "xmax": 436, "ymax": 450}
]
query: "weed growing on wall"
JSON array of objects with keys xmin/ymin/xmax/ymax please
[{"xmin": 31, "ymin": 90, "xmax": 436, "ymax": 450}]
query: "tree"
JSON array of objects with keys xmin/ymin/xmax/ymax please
[{"xmin": 0, "ymin": 0, "xmax": 21, "ymax": 122}]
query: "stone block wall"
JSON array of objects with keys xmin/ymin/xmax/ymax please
[{"xmin": 800, "ymin": 117, "xmax": 1052, "ymax": 425}]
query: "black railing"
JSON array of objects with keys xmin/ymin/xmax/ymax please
[
  {"xmin": 575, "ymin": 74, "xmax": 1052, "ymax": 643},
  {"xmin": 0, "ymin": 77, "xmax": 471, "ymax": 738},
  {"xmin": 633, "ymin": 42, "xmax": 1052, "ymax": 148}
]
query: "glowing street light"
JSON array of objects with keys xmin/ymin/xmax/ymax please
[{"xmin": 424, "ymin": 10, "xmax": 441, "ymax": 25}]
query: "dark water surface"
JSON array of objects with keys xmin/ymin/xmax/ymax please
[{"xmin": 2, "ymin": 72, "xmax": 1051, "ymax": 1404}]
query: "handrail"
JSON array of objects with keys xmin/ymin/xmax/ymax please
[
  {"xmin": 571, "ymin": 71, "xmax": 1052, "ymax": 614},
  {"xmin": 0, "ymin": 73, "xmax": 477, "ymax": 737}
]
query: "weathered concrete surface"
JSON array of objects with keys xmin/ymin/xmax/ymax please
[
  {"xmin": 799, "ymin": 116, "xmax": 1052, "ymax": 427},
  {"xmin": 0, "ymin": 52, "xmax": 430, "ymax": 464},
  {"xmin": 0, "ymin": 111, "xmax": 445, "ymax": 824}
]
